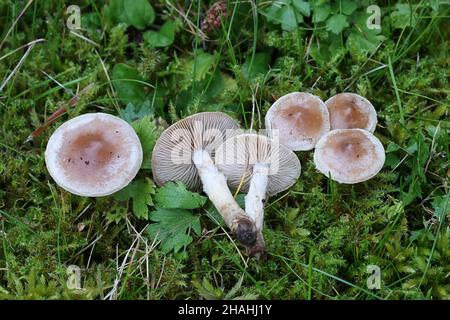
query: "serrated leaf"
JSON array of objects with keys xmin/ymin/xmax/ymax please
[
  {"xmin": 346, "ymin": 11, "xmax": 385, "ymax": 54},
  {"xmin": 432, "ymin": 195, "xmax": 449, "ymax": 222},
  {"xmin": 119, "ymin": 101, "xmax": 154, "ymax": 123},
  {"xmin": 390, "ymin": 3, "xmax": 416, "ymax": 29},
  {"xmin": 265, "ymin": 3, "xmax": 283, "ymax": 23},
  {"xmin": 326, "ymin": 14, "xmax": 349, "ymax": 34},
  {"xmin": 131, "ymin": 116, "xmax": 161, "ymax": 169},
  {"xmin": 280, "ymin": 5, "xmax": 297, "ymax": 31},
  {"xmin": 341, "ymin": 0, "xmax": 357, "ymax": 15},
  {"xmin": 144, "ymin": 20, "xmax": 176, "ymax": 48},
  {"xmin": 292, "ymin": 0, "xmax": 310, "ymax": 17},
  {"xmin": 154, "ymin": 181, "xmax": 207, "ymax": 209},
  {"xmin": 312, "ymin": 4, "xmax": 331, "ymax": 23},
  {"xmin": 147, "ymin": 208, "xmax": 201, "ymax": 253},
  {"xmin": 161, "ymin": 233, "xmax": 193, "ymax": 254},
  {"xmin": 114, "ymin": 178, "xmax": 155, "ymax": 219},
  {"xmin": 124, "ymin": 0, "xmax": 155, "ymax": 30}
]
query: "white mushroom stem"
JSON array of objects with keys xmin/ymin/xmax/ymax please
[
  {"xmin": 192, "ymin": 149, "xmax": 255, "ymax": 238},
  {"xmin": 245, "ymin": 163, "xmax": 270, "ymax": 231},
  {"xmin": 244, "ymin": 163, "xmax": 269, "ymax": 258}
]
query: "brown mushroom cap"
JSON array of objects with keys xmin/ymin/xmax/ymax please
[
  {"xmin": 265, "ymin": 92, "xmax": 330, "ymax": 151},
  {"xmin": 45, "ymin": 113, "xmax": 143, "ymax": 197},
  {"xmin": 151, "ymin": 112, "xmax": 240, "ymax": 190},
  {"xmin": 325, "ymin": 93, "xmax": 377, "ymax": 132},
  {"xmin": 215, "ymin": 133, "xmax": 301, "ymax": 196},
  {"xmin": 313, "ymin": 129, "xmax": 385, "ymax": 184}
]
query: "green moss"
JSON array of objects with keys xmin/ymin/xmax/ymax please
[{"xmin": 0, "ymin": 0, "xmax": 448, "ymax": 300}]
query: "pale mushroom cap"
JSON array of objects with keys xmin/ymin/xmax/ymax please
[
  {"xmin": 45, "ymin": 113, "xmax": 143, "ymax": 197},
  {"xmin": 325, "ymin": 93, "xmax": 377, "ymax": 132},
  {"xmin": 215, "ymin": 133, "xmax": 301, "ymax": 196},
  {"xmin": 313, "ymin": 129, "xmax": 385, "ymax": 184},
  {"xmin": 265, "ymin": 92, "xmax": 330, "ymax": 151},
  {"xmin": 151, "ymin": 112, "xmax": 240, "ymax": 190}
]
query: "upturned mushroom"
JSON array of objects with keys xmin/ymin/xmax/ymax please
[
  {"xmin": 313, "ymin": 129, "xmax": 385, "ymax": 184},
  {"xmin": 45, "ymin": 113, "xmax": 143, "ymax": 197},
  {"xmin": 151, "ymin": 112, "xmax": 258, "ymax": 248},
  {"xmin": 265, "ymin": 92, "xmax": 330, "ymax": 151},
  {"xmin": 215, "ymin": 133, "xmax": 301, "ymax": 257},
  {"xmin": 325, "ymin": 93, "xmax": 377, "ymax": 132}
]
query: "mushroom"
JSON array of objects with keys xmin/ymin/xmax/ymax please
[
  {"xmin": 325, "ymin": 93, "xmax": 377, "ymax": 132},
  {"xmin": 151, "ymin": 112, "xmax": 258, "ymax": 248},
  {"xmin": 313, "ymin": 129, "xmax": 385, "ymax": 184},
  {"xmin": 265, "ymin": 92, "xmax": 330, "ymax": 151},
  {"xmin": 215, "ymin": 133, "xmax": 301, "ymax": 257},
  {"xmin": 45, "ymin": 113, "xmax": 143, "ymax": 197}
]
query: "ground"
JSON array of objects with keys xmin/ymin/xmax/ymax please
[{"xmin": 0, "ymin": 0, "xmax": 449, "ymax": 300}]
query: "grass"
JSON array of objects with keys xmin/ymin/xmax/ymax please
[{"xmin": 0, "ymin": 0, "xmax": 449, "ymax": 300}]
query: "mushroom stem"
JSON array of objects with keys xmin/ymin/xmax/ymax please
[
  {"xmin": 192, "ymin": 149, "xmax": 257, "ymax": 246},
  {"xmin": 244, "ymin": 162, "xmax": 269, "ymax": 259},
  {"xmin": 245, "ymin": 163, "xmax": 269, "ymax": 231}
]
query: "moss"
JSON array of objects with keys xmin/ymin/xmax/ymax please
[{"xmin": 0, "ymin": 0, "xmax": 448, "ymax": 300}]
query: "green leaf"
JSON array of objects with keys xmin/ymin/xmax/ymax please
[
  {"xmin": 112, "ymin": 63, "xmax": 148, "ymax": 106},
  {"xmin": 292, "ymin": 0, "xmax": 310, "ymax": 17},
  {"xmin": 104, "ymin": 0, "xmax": 129, "ymax": 26},
  {"xmin": 119, "ymin": 101, "xmax": 153, "ymax": 123},
  {"xmin": 280, "ymin": 5, "xmax": 297, "ymax": 31},
  {"xmin": 185, "ymin": 51, "xmax": 218, "ymax": 82},
  {"xmin": 154, "ymin": 181, "xmax": 207, "ymax": 209},
  {"xmin": 144, "ymin": 20, "xmax": 176, "ymax": 48},
  {"xmin": 147, "ymin": 208, "xmax": 201, "ymax": 253},
  {"xmin": 432, "ymin": 195, "xmax": 449, "ymax": 222},
  {"xmin": 124, "ymin": 0, "xmax": 155, "ymax": 30},
  {"xmin": 265, "ymin": 3, "xmax": 283, "ymax": 23},
  {"xmin": 105, "ymin": 207, "xmax": 128, "ymax": 224},
  {"xmin": 131, "ymin": 116, "xmax": 162, "ymax": 169},
  {"xmin": 326, "ymin": 14, "xmax": 349, "ymax": 34},
  {"xmin": 312, "ymin": 5, "xmax": 331, "ymax": 23},
  {"xmin": 346, "ymin": 11, "xmax": 385, "ymax": 54},
  {"xmin": 162, "ymin": 233, "xmax": 193, "ymax": 254},
  {"xmin": 341, "ymin": 0, "xmax": 358, "ymax": 15},
  {"xmin": 390, "ymin": 3, "xmax": 416, "ymax": 29},
  {"xmin": 241, "ymin": 52, "xmax": 271, "ymax": 80},
  {"xmin": 114, "ymin": 178, "xmax": 156, "ymax": 219}
]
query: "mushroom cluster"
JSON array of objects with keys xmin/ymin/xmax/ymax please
[
  {"xmin": 151, "ymin": 112, "xmax": 258, "ymax": 249},
  {"xmin": 44, "ymin": 91, "xmax": 385, "ymax": 261},
  {"xmin": 264, "ymin": 92, "xmax": 385, "ymax": 185}
]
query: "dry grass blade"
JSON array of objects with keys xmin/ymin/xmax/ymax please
[
  {"xmin": 0, "ymin": 0, "xmax": 35, "ymax": 50},
  {"xmin": 24, "ymin": 83, "xmax": 95, "ymax": 143}
]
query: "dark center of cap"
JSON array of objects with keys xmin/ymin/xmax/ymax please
[
  {"xmin": 59, "ymin": 124, "xmax": 124, "ymax": 184},
  {"xmin": 328, "ymin": 130, "xmax": 369, "ymax": 161},
  {"xmin": 328, "ymin": 95, "xmax": 369, "ymax": 129},
  {"xmin": 273, "ymin": 99, "xmax": 324, "ymax": 137}
]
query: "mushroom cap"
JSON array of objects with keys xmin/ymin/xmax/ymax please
[
  {"xmin": 325, "ymin": 93, "xmax": 377, "ymax": 132},
  {"xmin": 45, "ymin": 113, "xmax": 143, "ymax": 197},
  {"xmin": 215, "ymin": 133, "xmax": 301, "ymax": 196},
  {"xmin": 151, "ymin": 112, "xmax": 240, "ymax": 190},
  {"xmin": 265, "ymin": 92, "xmax": 330, "ymax": 151},
  {"xmin": 313, "ymin": 129, "xmax": 385, "ymax": 184}
]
